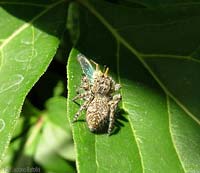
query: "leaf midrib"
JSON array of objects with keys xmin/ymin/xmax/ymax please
[{"xmin": 78, "ymin": 0, "xmax": 200, "ymax": 127}]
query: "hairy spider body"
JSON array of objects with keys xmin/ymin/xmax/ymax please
[
  {"xmin": 72, "ymin": 54, "xmax": 121, "ymax": 135},
  {"xmin": 86, "ymin": 95, "xmax": 110, "ymax": 132}
]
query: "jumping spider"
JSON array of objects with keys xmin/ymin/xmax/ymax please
[{"xmin": 72, "ymin": 54, "xmax": 121, "ymax": 135}]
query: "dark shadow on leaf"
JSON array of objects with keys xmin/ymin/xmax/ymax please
[
  {"xmin": 1, "ymin": 0, "xmax": 68, "ymax": 38},
  {"xmin": 73, "ymin": 119, "xmax": 85, "ymax": 122},
  {"xmin": 72, "ymin": 100, "xmax": 81, "ymax": 107},
  {"xmin": 109, "ymin": 108, "xmax": 128, "ymax": 136},
  {"xmin": 105, "ymin": 0, "xmax": 147, "ymax": 8}
]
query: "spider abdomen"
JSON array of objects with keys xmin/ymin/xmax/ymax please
[{"xmin": 86, "ymin": 95, "xmax": 110, "ymax": 132}]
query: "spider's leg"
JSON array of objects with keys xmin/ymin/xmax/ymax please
[
  {"xmin": 72, "ymin": 100, "xmax": 88, "ymax": 123},
  {"xmin": 108, "ymin": 94, "xmax": 121, "ymax": 135},
  {"xmin": 72, "ymin": 94, "xmax": 94, "ymax": 123},
  {"xmin": 81, "ymin": 75, "xmax": 91, "ymax": 91},
  {"xmin": 114, "ymin": 83, "xmax": 121, "ymax": 91},
  {"xmin": 73, "ymin": 76, "xmax": 90, "ymax": 100},
  {"xmin": 72, "ymin": 92, "xmax": 88, "ymax": 102}
]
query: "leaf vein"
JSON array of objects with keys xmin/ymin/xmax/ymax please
[
  {"xmin": 116, "ymin": 17, "xmax": 198, "ymax": 32},
  {"xmin": 94, "ymin": 135, "xmax": 99, "ymax": 173},
  {"xmin": 142, "ymin": 54, "xmax": 200, "ymax": 64},
  {"xmin": 167, "ymin": 95, "xmax": 186, "ymax": 172}
]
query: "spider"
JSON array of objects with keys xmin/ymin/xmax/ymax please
[{"xmin": 72, "ymin": 54, "xmax": 121, "ymax": 135}]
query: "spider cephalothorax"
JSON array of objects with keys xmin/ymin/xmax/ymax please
[{"xmin": 72, "ymin": 54, "xmax": 121, "ymax": 135}]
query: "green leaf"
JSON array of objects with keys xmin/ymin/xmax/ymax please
[
  {"xmin": 45, "ymin": 96, "xmax": 69, "ymax": 132},
  {"xmin": 53, "ymin": 81, "xmax": 65, "ymax": 97},
  {"xmin": 45, "ymin": 96, "xmax": 76, "ymax": 159},
  {"xmin": 67, "ymin": 2, "xmax": 80, "ymax": 45},
  {"xmin": 34, "ymin": 122, "xmax": 75, "ymax": 173},
  {"xmin": 67, "ymin": 1, "xmax": 200, "ymax": 172},
  {"xmin": 34, "ymin": 95, "xmax": 75, "ymax": 172},
  {"xmin": 0, "ymin": 0, "xmax": 67, "ymax": 163}
]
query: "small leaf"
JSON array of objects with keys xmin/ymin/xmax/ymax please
[
  {"xmin": 53, "ymin": 81, "xmax": 65, "ymax": 97},
  {"xmin": 45, "ymin": 96, "xmax": 69, "ymax": 132},
  {"xmin": 34, "ymin": 122, "xmax": 75, "ymax": 173}
]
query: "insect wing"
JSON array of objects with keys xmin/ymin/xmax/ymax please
[{"xmin": 77, "ymin": 54, "xmax": 95, "ymax": 82}]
